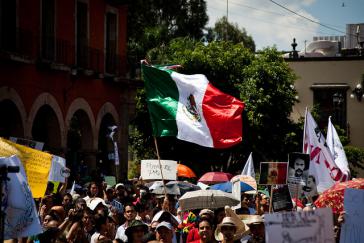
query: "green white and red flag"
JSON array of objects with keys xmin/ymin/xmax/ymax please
[{"xmin": 141, "ymin": 63, "xmax": 245, "ymax": 149}]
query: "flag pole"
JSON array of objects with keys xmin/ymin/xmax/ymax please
[
  {"xmin": 153, "ymin": 137, "xmax": 168, "ymax": 200},
  {"xmin": 302, "ymin": 107, "xmax": 308, "ymax": 153},
  {"xmin": 269, "ymin": 185, "xmax": 274, "ymax": 213}
]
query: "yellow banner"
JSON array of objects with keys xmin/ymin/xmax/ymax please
[{"xmin": 0, "ymin": 138, "xmax": 52, "ymax": 198}]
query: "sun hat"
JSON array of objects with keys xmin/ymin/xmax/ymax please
[
  {"xmin": 88, "ymin": 197, "xmax": 108, "ymax": 211},
  {"xmin": 215, "ymin": 206, "xmax": 250, "ymax": 241},
  {"xmin": 125, "ymin": 220, "xmax": 148, "ymax": 237},
  {"xmin": 199, "ymin": 209, "xmax": 214, "ymax": 218},
  {"xmin": 115, "ymin": 183, "xmax": 125, "ymax": 189},
  {"xmin": 245, "ymin": 215, "xmax": 264, "ymax": 225},
  {"xmin": 156, "ymin": 221, "xmax": 173, "ymax": 231}
]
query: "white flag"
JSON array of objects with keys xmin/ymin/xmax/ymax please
[
  {"xmin": 303, "ymin": 109, "xmax": 347, "ymax": 193},
  {"xmin": 70, "ymin": 180, "xmax": 76, "ymax": 195},
  {"xmin": 0, "ymin": 155, "xmax": 43, "ymax": 239},
  {"xmin": 327, "ymin": 116, "xmax": 350, "ymax": 178},
  {"xmin": 241, "ymin": 152, "xmax": 255, "ymax": 179}
]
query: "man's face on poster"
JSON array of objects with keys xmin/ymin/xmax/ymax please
[
  {"xmin": 294, "ymin": 158, "xmax": 305, "ymax": 177},
  {"xmin": 306, "ymin": 176, "xmax": 314, "ymax": 190}
]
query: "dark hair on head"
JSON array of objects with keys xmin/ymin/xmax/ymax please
[
  {"xmin": 198, "ymin": 217, "xmax": 214, "ymax": 228},
  {"xmin": 308, "ymin": 175, "xmax": 316, "ymax": 184},
  {"xmin": 88, "ymin": 181, "xmax": 98, "ymax": 190},
  {"xmin": 124, "ymin": 202, "xmax": 136, "ymax": 210},
  {"xmin": 64, "ymin": 193, "xmax": 72, "ymax": 199},
  {"xmin": 94, "ymin": 213, "xmax": 108, "ymax": 232}
]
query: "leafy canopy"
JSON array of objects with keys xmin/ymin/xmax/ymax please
[{"xmin": 130, "ymin": 38, "xmax": 300, "ymax": 175}]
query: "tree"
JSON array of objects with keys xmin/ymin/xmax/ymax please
[
  {"xmin": 126, "ymin": 0, "xmax": 208, "ymax": 76},
  {"xmin": 205, "ymin": 16, "xmax": 255, "ymax": 52},
  {"xmin": 129, "ymin": 38, "xmax": 300, "ymax": 176}
]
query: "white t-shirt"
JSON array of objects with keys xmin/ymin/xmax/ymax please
[
  {"xmin": 115, "ymin": 223, "xmax": 128, "ymax": 242},
  {"xmin": 90, "ymin": 232, "xmax": 100, "ymax": 243}
]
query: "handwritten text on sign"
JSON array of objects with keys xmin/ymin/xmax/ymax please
[{"xmin": 141, "ymin": 160, "xmax": 177, "ymax": 180}]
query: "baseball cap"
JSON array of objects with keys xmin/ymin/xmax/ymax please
[
  {"xmin": 115, "ymin": 183, "xmax": 125, "ymax": 189},
  {"xmin": 156, "ymin": 221, "xmax": 173, "ymax": 231}
]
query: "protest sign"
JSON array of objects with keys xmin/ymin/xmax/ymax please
[
  {"xmin": 272, "ymin": 185, "xmax": 293, "ymax": 212},
  {"xmin": 9, "ymin": 137, "xmax": 44, "ymax": 151},
  {"xmin": 141, "ymin": 160, "xmax": 177, "ymax": 180},
  {"xmin": 340, "ymin": 188, "xmax": 364, "ymax": 243},
  {"xmin": 265, "ymin": 207, "xmax": 335, "ymax": 243},
  {"xmin": 259, "ymin": 162, "xmax": 288, "ymax": 185},
  {"xmin": 288, "ymin": 152, "xmax": 309, "ymax": 184},
  {"xmin": 48, "ymin": 155, "xmax": 68, "ymax": 183},
  {"xmin": 0, "ymin": 137, "xmax": 52, "ymax": 198},
  {"xmin": 0, "ymin": 155, "xmax": 43, "ymax": 239},
  {"xmin": 105, "ymin": 176, "xmax": 117, "ymax": 186}
]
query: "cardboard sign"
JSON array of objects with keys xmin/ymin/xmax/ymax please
[
  {"xmin": 265, "ymin": 208, "xmax": 335, "ymax": 243},
  {"xmin": 340, "ymin": 188, "xmax": 364, "ymax": 243},
  {"xmin": 259, "ymin": 162, "xmax": 288, "ymax": 185},
  {"xmin": 0, "ymin": 138, "xmax": 52, "ymax": 198},
  {"xmin": 141, "ymin": 160, "xmax": 177, "ymax": 181},
  {"xmin": 0, "ymin": 155, "xmax": 43, "ymax": 239},
  {"xmin": 272, "ymin": 185, "xmax": 293, "ymax": 212}
]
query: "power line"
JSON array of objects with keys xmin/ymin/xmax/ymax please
[
  {"xmin": 268, "ymin": 0, "xmax": 349, "ymax": 36},
  {"xmin": 209, "ymin": 5, "xmax": 335, "ymax": 37}
]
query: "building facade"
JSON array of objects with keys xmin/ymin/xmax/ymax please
[
  {"xmin": 0, "ymin": 0, "xmax": 139, "ymax": 181},
  {"xmin": 287, "ymin": 56, "xmax": 364, "ymax": 148}
]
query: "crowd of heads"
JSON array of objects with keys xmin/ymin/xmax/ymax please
[{"xmin": 21, "ymin": 174, "xmax": 346, "ymax": 243}]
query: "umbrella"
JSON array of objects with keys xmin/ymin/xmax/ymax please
[
  {"xmin": 210, "ymin": 181, "xmax": 255, "ymax": 193},
  {"xmin": 177, "ymin": 164, "xmax": 197, "ymax": 178},
  {"xmin": 230, "ymin": 175, "xmax": 257, "ymax": 191},
  {"xmin": 198, "ymin": 172, "xmax": 233, "ymax": 184},
  {"xmin": 147, "ymin": 181, "xmax": 181, "ymax": 195},
  {"xmin": 314, "ymin": 178, "xmax": 364, "ymax": 214},
  {"xmin": 178, "ymin": 189, "xmax": 240, "ymax": 210},
  {"xmin": 166, "ymin": 181, "xmax": 200, "ymax": 196}
]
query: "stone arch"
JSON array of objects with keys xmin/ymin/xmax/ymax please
[
  {"xmin": 95, "ymin": 102, "xmax": 119, "ymax": 138},
  {"xmin": 0, "ymin": 86, "xmax": 27, "ymax": 137},
  {"xmin": 65, "ymin": 98, "xmax": 96, "ymax": 149},
  {"xmin": 28, "ymin": 93, "xmax": 66, "ymax": 148},
  {"xmin": 96, "ymin": 103, "xmax": 119, "ymax": 176}
]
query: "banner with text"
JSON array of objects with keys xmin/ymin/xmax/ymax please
[
  {"xmin": 0, "ymin": 137, "xmax": 52, "ymax": 197},
  {"xmin": 141, "ymin": 160, "xmax": 177, "ymax": 181},
  {"xmin": 265, "ymin": 207, "xmax": 334, "ymax": 243}
]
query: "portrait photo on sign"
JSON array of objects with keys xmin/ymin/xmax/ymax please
[
  {"xmin": 288, "ymin": 153, "xmax": 310, "ymax": 184},
  {"xmin": 259, "ymin": 162, "xmax": 288, "ymax": 185}
]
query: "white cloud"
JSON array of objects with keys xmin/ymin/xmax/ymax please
[{"xmin": 206, "ymin": 0, "xmax": 320, "ymax": 51}]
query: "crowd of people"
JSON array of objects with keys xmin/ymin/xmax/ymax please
[{"xmin": 7, "ymin": 173, "xmax": 346, "ymax": 243}]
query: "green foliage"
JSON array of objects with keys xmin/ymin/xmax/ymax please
[
  {"xmin": 205, "ymin": 16, "xmax": 255, "ymax": 52},
  {"xmin": 130, "ymin": 38, "xmax": 301, "ymax": 174},
  {"xmin": 126, "ymin": 0, "xmax": 208, "ymax": 69},
  {"xmin": 345, "ymin": 146, "xmax": 364, "ymax": 178}
]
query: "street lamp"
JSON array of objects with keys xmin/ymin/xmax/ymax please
[{"xmin": 350, "ymin": 82, "xmax": 364, "ymax": 102}]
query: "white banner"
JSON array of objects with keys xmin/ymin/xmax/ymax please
[
  {"xmin": 241, "ymin": 152, "xmax": 255, "ymax": 178},
  {"xmin": 141, "ymin": 160, "xmax": 177, "ymax": 180},
  {"xmin": 0, "ymin": 155, "xmax": 43, "ymax": 239},
  {"xmin": 327, "ymin": 117, "xmax": 350, "ymax": 178},
  {"xmin": 340, "ymin": 188, "xmax": 364, "ymax": 243},
  {"xmin": 265, "ymin": 208, "xmax": 334, "ymax": 243},
  {"xmin": 303, "ymin": 110, "xmax": 346, "ymax": 192},
  {"xmin": 48, "ymin": 155, "xmax": 69, "ymax": 183}
]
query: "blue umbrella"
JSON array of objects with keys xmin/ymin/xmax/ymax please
[{"xmin": 210, "ymin": 181, "xmax": 254, "ymax": 193}]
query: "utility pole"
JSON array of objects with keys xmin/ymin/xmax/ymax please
[{"xmin": 226, "ymin": 0, "xmax": 228, "ymax": 41}]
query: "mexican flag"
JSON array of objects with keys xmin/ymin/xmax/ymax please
[{"xmin": 141, "ymin": 63, "xmax": 245, "ymax": 149}]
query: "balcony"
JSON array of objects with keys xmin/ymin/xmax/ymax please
[
  {"xmin": 38, "ymin": 35, "xmax": 74, "ymax": 68},
  {"xmin": 0, "ymin": 28, "xmax": 34, "ymax": 61},
  {"xmin": 76, "ymin": 45, "xmax": 102, "ymax": 74}
]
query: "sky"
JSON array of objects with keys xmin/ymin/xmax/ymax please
[{"xmin": 206, "ymin": 0, "xmax": 364, "ymax": 51}]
